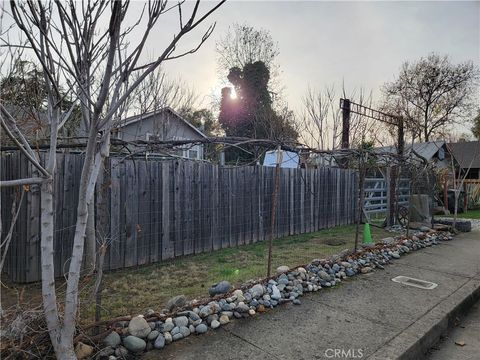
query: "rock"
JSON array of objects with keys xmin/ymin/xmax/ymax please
[
  {"xmin": 382, "ymin": 237, "xmax": 395, "ymax": 245},
  {"xmin": 75, "ymin": 342, "xmax": 93, "ymax": 360},
  {"xmin": 219, "ymin": 314, "xmax": 230, "ymax": 325},
  {"xmin": 249, "ymin": 284, "xmax": 264, "ymax": 298},
  {"xmin": 164, "ymin": 332, "xmax": 173, "ymax": 344},
  {"xmin": 293, "ymin": 299, "xmax": 301, "ymax": 305},
  {"xmin": 276, "ymin": 265, "xmax": 290, "ymax": 274},
  {"xmin": 257, "ymin": 304, "xmax": 266, "ymax": 313},
  {"xmin": 145, "ymin": 309, "xmax": 155, "ymax": 316},
  {"xmin": 196, "ymin": 323, "xmax": 208, "ymax": 334},
  {"xmin": 391, "ymin": 252, "xmax": 400, "ymax": 259},
  {"xmin": 236, "ymin": 302, "xmax": 250, "ymax": 313},
  {"xmin": 248, "ymin": 309, "xmax": 256, "ymax": 316},
  {"xmin": 154, "ymin": 334, "xmax": 165, "ymax": 349},
  {"xmin": 173, "ymin": 316, "xmax": 189, "ymax": 327},
  {"xmin": 114, "ymin": 346, "xmax": 128, "ymax": 358},
  {"xmin": 233, "ymin": 289, "xmax": 245, "ymax": 302},
  {"xmin": 179, "ymin": 326, "xmax": 191, "ymax": 337},
  {"xmin": 211, "ymin": 319, "xmax": 220, "ymax": 329},
  {"xmin": 103, "ymin": 331, "xmax": 121, "ymax": 348},
  {"xmin": 161, "ymin": 321, "xmax": 174, "ymax": 333},
  {"xmin": 208, "ymin": 281, "xmax": 231, "ymax": 296},
  {"xmin": 277, "ymin": 274, "xmax": 289, "ymax": 285},
  {"xmin": 172, "ymin": 333, "xmax": 183, "ymax": 341},
  {"xmin": 360, "ymin": 266, "xmax": 373, "ymax": 274},
  {"xmin": 123, "ymin": 336, "xmax": 146, "ymax": 352},
  {"xmin": 318, "ymin": 270, "xmax": 331, "ymax": 281},
  {"xmin": 271, "ymin": 285, "xmax": 282, "ymax": 300},
  {"xmin": 166, "ymin": 295, "xmax": 187, "ymax": 312},
  {"xmin": 189, "ymin": 325, "xmax": 195, "ymax": 334},
  {"xmin": 147, "ymin": 330, "xmax": 159, "ymax": 341},
  {"xmin": 128, "ymin": 316, "xmax": 151, "ymax": 338}
]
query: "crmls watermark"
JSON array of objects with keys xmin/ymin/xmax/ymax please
[{"xmin": 324, "ymin": 348, "xmax": 364, "ymax": 358}]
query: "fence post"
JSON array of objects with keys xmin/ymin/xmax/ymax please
[
  {"xmin": 341, "ymin": 99, "xmax": 350, "ymax": 150},
  {"xmin": 267, "ymin": 146, "xmax": 281, "ymax": 278}
]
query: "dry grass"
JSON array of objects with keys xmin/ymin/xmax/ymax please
[{"xmin": 2, "ymin": 224, "xmax": 391, "ymax": 325}]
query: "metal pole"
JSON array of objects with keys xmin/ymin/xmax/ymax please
[
  {"xmin": 267, "ymin": 145, "xmax": 282, "ymax": 278},
  {"xmin": 341, "ymin": 99, "xmax": 351, "ymax": 150}
]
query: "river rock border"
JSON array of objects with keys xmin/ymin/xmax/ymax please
[{"xmin": 89, "ymin": 229, "xmax": 453, "ymax": 359}]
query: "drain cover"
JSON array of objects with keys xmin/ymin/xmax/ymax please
[{"xmin": 391, "ymin": 276, "xmax": 438, "ymax": 290}]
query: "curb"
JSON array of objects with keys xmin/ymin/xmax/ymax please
[{"xmin": 368, "ymin": 277, "xmax": 480, "ymax": 360}]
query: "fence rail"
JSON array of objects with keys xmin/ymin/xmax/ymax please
[{"xmin": 1, "ymin": 152, "xmax": 358, "ymax": 283}]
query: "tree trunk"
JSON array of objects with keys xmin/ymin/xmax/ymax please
[
  {"xmin": 85, "ymin": 200, "xmax": 96, "ymax": 274},
  {"xmin": 40, "ymin": 180, "xmax": 65, "ymax": 355}
]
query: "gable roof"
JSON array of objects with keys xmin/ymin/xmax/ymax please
[
  {"xmin": 448, "ymin": 141, "xmax": 480, "ymax": 169},
  {"xmin": 117, "ymin": 107, "xmax": 207, "ymax": 139}
]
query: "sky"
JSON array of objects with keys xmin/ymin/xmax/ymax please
[
  {"xmin": 154, "ymin": 0, "xmax": 480, "ymax": 134},
  {"xmin": 1, "ymin": 0, "xmax": 479, "ymax": 135}
]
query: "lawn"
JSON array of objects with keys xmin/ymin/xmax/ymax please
[
  {"xmin": 1, "ymin": 224, "xmax": 391, "ymax": 324},
  {"xmin": 439, "ymin": 208, "xmax": 480, "ymax": 219}
]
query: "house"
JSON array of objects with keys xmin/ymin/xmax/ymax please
[
  {"xmin": 374, "ymin": 140, "xmax": 450, "ymax": 168},
  {"xmin": 448, "ymin": 141, "xmax": 480, "ymax": 179},
  {"xmin": 113, "ymin": 107, "xmax": 207, "ymax": 160}
]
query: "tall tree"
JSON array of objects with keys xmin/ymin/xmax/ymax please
[
  {"xmin": 216, "ymin": 23, "xmax": 279, "ymax": 78},
  {"xmin": 381, "ymin": 53, "xmax": 479, "ymax": 142},
  {"xmin": 219, "ymin": 61, "xmax": 297, "ymax": 142},
  {"xmin": 472, "ymin": 110, "xmax": 480, "ymax": 140},
  {"xmin": 2, "ymin": 1, "xmax": 224, "ymax": 358}
]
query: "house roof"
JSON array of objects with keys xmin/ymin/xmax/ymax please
[
  {"xmin": 375, "ymin": 140, "xmax": 446, "ymax": 161},
  {"xmin": 448, "ymin": 141, "xmax": 480, "ymax": 169},
  {"xmin": 117, "ymin": 107, "xmax": 208, "ymax": 139}
]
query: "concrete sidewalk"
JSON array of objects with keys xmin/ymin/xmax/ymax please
[{"xmin": 144, "ymin": 231, "xmax": 480, "ymax": 360}]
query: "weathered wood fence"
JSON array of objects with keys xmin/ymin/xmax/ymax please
[{"xmin": 1, "ymin": 151, "xmax": 358, "ymax": 282}]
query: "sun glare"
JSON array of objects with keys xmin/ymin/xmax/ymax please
[{"xmin": 230, "ymin": 87, "xmax": 237, "ymax": 100}]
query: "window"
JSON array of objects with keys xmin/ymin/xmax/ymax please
[
  {"xmin": 188, "ymin": 150, "xmax": 198, "ymax": 159},
  {"xmin": 146, "ymin": 132, "xmax": 160, "ymax": 141}
]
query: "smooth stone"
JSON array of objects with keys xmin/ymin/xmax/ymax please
[
  {"xmin": 103, "ymin": 331, "xmax": 121, "ymax": 347},
  {"xmin": 153, "ymin": 334, "xmax": 165, "ymax": 349},
  {"xmin": 74, "ymin": 342, "xmax": 93, "ymax": 360},
  {"xmin": 162, "ymin": 322, "xmax": 174, "ymax": 333},
  {"xmin": 173, "ymin": 316, "xmax": 189, "ymax": 327},
  {"xmin": 179, "ymin": 326, "xmax": 190, "ymax": 337},
  {"xmin": 172, "ymin": 333, "xmax": 183, "ymax": 341},
  {"xmin": 128, "ymin": 316, "xmax": 151, "ymax": 338},
  {"xmin": 361, "ymin": 267, "xmax": 373, "ymax": 274},
  {"xmin": 208, "ymin": 280, "xmax": 232, "ymax": 296},
  {"xmin": 236, "ymin": 302, "xmax": 250, "ymax": 313},
  {"xmin": 164, "ymin": 332, "xmax": 173, "ymax": 344},
  {"xmin": 293, "ymin": 299, "xmax": 301, "ymax": 305},
  {"xmin": 271, "ymin": 285, "xmax": 282, "ymax": 300},
  {"xmin": 211, "ymin": 320, "xmax": 220, "ymax": 329},
  {"xmin": 123, "ymin": 336, "xmax": 146, "ymax": 352},
  {"xmin": 249, "ymin": 284, "xmax": 264, "ymax": 298},
  {"xmin": 276, "ymin": 265, "xmax": 290, "ymax": 274},
  {"xmin": 318, "ymin": 270, "xmax": 331, "ymax": 281},
  {"xmin": 219, "ymin": 314, "xmax": 230, "ymax": 325},
  {"xmin": 189, "ymin": 324, "xmax": 195, "ymax": 333},
  {"xmin": 196, "ymin": 323, "xmax": 208, "ymax": 334},
  {"xmin": 248, "ymin": 309, "xmax": 256, "ymax": 316},
  {"xmin": 147, "ymin": 330, "xmax": 159, "ymax": 341},
  {"xmin": 166, "ymin": 295, "xmax": 187, "ymax": 312},
  {"xmin": 233, "ymin": 289, "xmax": 245, "ymax": 302}
]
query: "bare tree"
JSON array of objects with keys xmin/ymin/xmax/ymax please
[
  {"xmin": 125, "ymin": 67, "xmax": 199, "ymax": 116},
  {"xmin": 2, "ymin": 1, "xmax": 224, "ymax": 358},
  {"xmin": 382, "ymin": 53, "xmax": 479, "ymax": 142},
  {"xmin": 298, "ymin": 84, "xmax": 382, "ymax": 150}
]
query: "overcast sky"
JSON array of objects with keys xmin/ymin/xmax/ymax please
[{"xmin": 158, "ymin": 0, "xmax": 479, "ymax": 130}]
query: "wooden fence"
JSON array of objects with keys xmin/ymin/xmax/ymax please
[{"xmin": 1, "ymin": 151, "xmax": 358, "ymax": 283}]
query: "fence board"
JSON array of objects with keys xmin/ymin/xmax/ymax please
[{"xmin": 1, "ymin": 152, "xmax": 360, "ymax": 282}]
